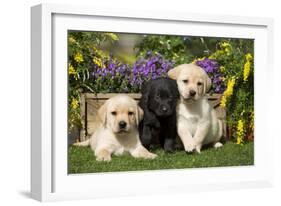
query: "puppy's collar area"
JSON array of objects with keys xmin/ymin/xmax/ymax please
[
  {"xmin": 156, "ymin": 113, "xmax": 173, "ymax": 119},
  {"xmin": 115, "ymin": 125, "xmax": 140, "ymax": 135},
  {"xmin": 181, "ymin": 96, "xmax": 196, "ymax": 103},
  {"xmin": 103, "ymin": 125, "xmax": 129, "ymax": 134},
  {"xmin": 181, "ymin": 96, "xmax": 203, "ymax": 105},
  {"xmin": 115, "ymin": 129, "xmax": 138, "ymax": 139},
  {"xmin": 116, "ymin": 130, "xmax": 129, "ymax": 135}
]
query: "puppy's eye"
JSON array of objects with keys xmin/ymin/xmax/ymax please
[
  {"xmin": 197, "ymin": 82, "xmax": 203, "ymax": 86},
  {"xmin": 182, "ymin": 79, "xmax": 188, "ymax": 84},
  {"xmin": 128, "ymin": 111, "xmax": 134, "ymax": 116},
  {"xmin": 111, "ymin": 111, "xmax": 117, "ymax": 115}
]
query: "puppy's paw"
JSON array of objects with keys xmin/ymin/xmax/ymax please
[
  {"xmin": 131, "ymin": 147, "xmax": 157, "ymax": 159},
  {"xmin": 73, "ymin": 139, "xmax": 90, "ymax": 147},
  {"xmin": 164, "ymin": 139, "xmax": 175, "ymax": 153},
  {"xmin": 96, "ymin": 155, "xmax": 112, "ymax": 162},
  {"xmin": 213, "ymin": 142, "xmax": 223, "ymax": 149},
  {"xmin": 96, "ymin": 150, "xmax": 112, "ymax": 162},
  {"xmin": 164, "ymin": 147, "xmax": 175, "ymax": 153},
  {"xmin": 145, "ymin": 152, "xmax": 157, "ymax": 159},
  {"xmin": 141, "ymin": 137, "xmax": 152, "ymax": 146},
  {"xmin": 195, "ymin": 144, "xmax": 202, "ymax": 154},
  {"xmin": 184, "ymin": 142, "xmax": 196, "ymax": 153}
]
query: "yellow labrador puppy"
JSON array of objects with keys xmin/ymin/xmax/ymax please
[
  {"xmin": 168, "ymin": 64, "xmax": 223, "ymax": 153},
  {"xmin": 75, "ymin": 94, "xmax": 157, "ymax": 161}
]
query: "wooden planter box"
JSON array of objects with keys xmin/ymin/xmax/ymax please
[{"xmin": 79, "ymin": 93, "xmax": 226, "ymax": 141}]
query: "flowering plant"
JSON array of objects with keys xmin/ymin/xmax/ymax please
[
  {"xmin": 206, "ymin": 41, "xmax": 254, "ymax": 144},
  {"xmin": 88, "ymin": 56, "xmax": 132, "ymax": 93},
  {"xmin": 68, "ymin": 32, "xmax": 119, "ymax": 133}
]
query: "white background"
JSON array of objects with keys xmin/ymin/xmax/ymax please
[{"xmin": 0, "ymin": 0, "xmax": 280, "ymax": 205}]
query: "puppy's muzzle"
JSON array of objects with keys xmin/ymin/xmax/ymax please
[
  {"xmin": 118, "ymin": 121, "xmax": 127, "ymax": 130},
  {"xmin": 160, "ymin": 106, "xmax": 168, "ymax": 113},
  {"xmin": 189, "ymin": 90, "xmax": 196, "ymax": 97}
]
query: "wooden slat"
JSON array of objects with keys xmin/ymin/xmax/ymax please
[
  {"xmin": 84, "ymin": 93, "xmax": 141, "ymax": 100},
  {"xmin": 207, "ymin": 94, "xmax": 222, "ymax": 108},
  {"xmin": 79, "ymin": 93, "xmax": 86, "ymax": 141},
  {"xmin": 79, "ymin": 93, "xmax": 226, "ymax": 140},
  {"xmin": 86, "ymin": 99, "xmax": 105, "ymax": 135}
]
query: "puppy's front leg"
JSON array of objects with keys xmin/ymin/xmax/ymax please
[
  {"xmin": 163, "ymin": 115, "xmax": 177, "ymax": 153},
  {"xmin": 95, "ymin": 148, "xmax": 112, "ymax": 162},
  {"xmin": 141, "ymin": 125, "xmax": 152, "ymax": 149},
  {"xmin": 163, "ymin": 137, "xmax": 175, "ymax": 153},
  {"xmin": 177, "ymin": 117, "xmax": 195, "ymax": 152},
  {"xmin": 130, "ymin": 145, "xmax": 157, "ymax": 159},
  {"xmin": 193, "ymin": 121, "xmax": 210, "ymax": 153}
]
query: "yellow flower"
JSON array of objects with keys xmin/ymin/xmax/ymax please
[
  {"xmin": 243, "ymin": 62, "xmax": 251, "ymax": 82},
  {"xmin": 105, "ymin": 33, "xmax": 119, "ymax": 41},
  {"xmin": 173, "ymin": 53, "xmax": 179, "ymax": 59},
  {"xmin": 74, "ymin": 52, "xmax": 84, "ymax": 63},
  {"xmin": 220, "ymin": 78, "xmax": 235, "ymax": 107},
  {"xmin": 92, "ymin": 46, "xmax": 102, "ymax": 56},
  {"xmin": 250, "ymin": 111, "xmax": 254, "ymax": 130},
  {"xmin": 92, "ymin": 46, "xmax": 98, "ymax": 53},
  {"xmin": 236, "ymin": 119, "xmax": 244, "ymax": 145},
  {"xmin": 208, "ymin": 42, "xmax": 232, "ymax": 60},
  {"xmin": 243, "ymin": 53, "xmax": 253, "ymax": 82},
  {"xmin": 208, "ymin": 54, "xmax": 215, "ymax": 60},
  {"xmin": 220, "ymin": 96, "xmax": 227, "ymax": 108},
  {"xmin": 220, "ymin": 42, "xmax": 232, "ymax": 55},
  {"xmin": 68, "ymin": 64, "xmax": 78, "ymax": 80},
  {"xmin": 221, "ymin": 42, "xmax": 230, "ymax": 48},
  {"xmin": 208, "ymin": 50, "xmax": 224, "ymax": 60},
  {"xmin": 246, "ymin": 53, "xmax": 253, "ymax": 61},
  {"xmin": 68, "ymin": 37, "xmax": 76, "ymax": 44},
  {"xmin": 192, "ymin": 57, "xmax": 205, "ymax": 64},
  {"xmin": 71, "ymin": 98, "xmax": 79, "ymax": 110},
  {"xmin": 219, "ymin": 66, "xmax": 226, "ymax": 73},
  {"xmin": 208, "ymin": 52, "xmax": 214, "ymax": 60},
  {"xmin": 93, "ymin": 57, "xmax": 105, "ymax": 68},
  {"xmin": 68, "ymin": 64, "xmax": 75, "ymax": 75}
]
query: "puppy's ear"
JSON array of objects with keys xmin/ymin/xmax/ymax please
[
  {"xmin": 139, "ymin": 80, "xmax": 151, "ymax": 109},
  {"xmin": 167, "ymin": 66, "xmax": 180, "ymax": 80},
  {"xmin": 98, "ymin": 101, "xmax": 108, "ymax": 126},
  {"xmin": 204, "ymin": 75, "xmax": 212, "ymax": 94},
  {"xmin": 135, "ymin": 106, "xmax": 144, "ymax": 125},
  {"xmin": 171, "ymin": 79, "xmax": 180, "ymax": 99}
]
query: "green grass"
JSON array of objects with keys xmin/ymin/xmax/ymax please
[{"xmin": 68, "ymin": 141, "xmax": 254, "ymax": 174}]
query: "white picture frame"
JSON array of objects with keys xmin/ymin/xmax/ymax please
[{"xmin": 31, "ymin": 3, "xmax": 274, "ymax": 202}]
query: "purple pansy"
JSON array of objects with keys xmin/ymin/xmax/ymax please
[
  {"xmin": 195, "ymin": 58, "xmax": 226, "ymax": 93},
  {"xmin": 89, "ymin": 53, "xmax": 224, "ymax": 94},
  {"xmin": 129, "ymin": 53, "xmax": 175, "ymax": 91}
]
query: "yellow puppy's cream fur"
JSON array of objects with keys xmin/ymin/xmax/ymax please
[
  {"xmin": 168, "ymin": 64, "xmax": 223, "ymax": 153},
  {"xmin": 74, "ymin": 94, "xmax": 157, "ymax": 161}
]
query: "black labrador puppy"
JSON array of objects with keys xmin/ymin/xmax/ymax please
[{"xmin": 139, "ymin": 77, "xmax": 179, "ymax": 152}]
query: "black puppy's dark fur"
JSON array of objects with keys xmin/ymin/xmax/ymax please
[{"xmin": 139, "ymin": 77, "xmax": 179, "ymax": 152}]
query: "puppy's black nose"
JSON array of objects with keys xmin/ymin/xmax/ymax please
[
  {"xmin": 161, "ymin": 106, "xmax": 168, "ymax": 113},
  {"xmin": 119, "ymin": 121, "xmax": 127, "ymax": 129},
  {"xmin": 189, "ymin": 90, "xmax": 196, "ymax": 97}
]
